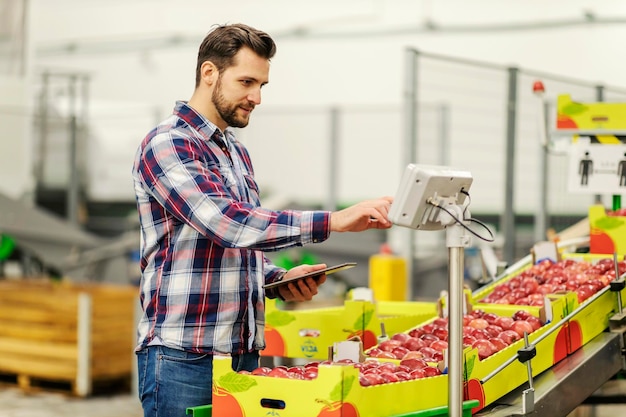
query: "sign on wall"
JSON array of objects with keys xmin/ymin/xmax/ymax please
[{"xmin": 568, "ymin": 137, "xmax": 626, "ymax": 194}]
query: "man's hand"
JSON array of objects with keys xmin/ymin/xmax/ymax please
[
  {"xmin": 330, "ymin": 196, "xmax": 394, "ymax": 232},
  {"xmin": 277, "ymin": 263, "xmax": 328, "ymax": 302}
]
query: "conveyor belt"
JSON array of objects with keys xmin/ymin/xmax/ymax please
[{"xmin": 475, "ymin": 332, "xmax": 623, "ymax": 416}]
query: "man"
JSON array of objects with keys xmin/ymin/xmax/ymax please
[{"xmin": 132, "ymin": 23, "xmax": 393, "ymax": 416}]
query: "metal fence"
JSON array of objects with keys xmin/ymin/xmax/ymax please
[
  {"xmin": 404, "ymin": 48, "xmax": 626, "ymax": 265},
  {"xmin": 20, "ymin": 48, "xmax": 626, "ymax": 296},
  {"xmin": 237, "ymin": 49, "xmax": 626, "ymax": 297}
]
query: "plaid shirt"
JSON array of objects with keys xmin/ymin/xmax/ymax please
[{"xmin": 132, "ymin": 101, "xmax": 331, "ymax": 354}]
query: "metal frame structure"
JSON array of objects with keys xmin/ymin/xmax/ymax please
[{"xmin": 401, "ymin": 48, "xmax": 626, "ymax": 415}]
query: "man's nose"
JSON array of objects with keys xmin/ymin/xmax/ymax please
[{"xmin": 248, "ymin": 89, "xmax": 262, "ymax": 105}]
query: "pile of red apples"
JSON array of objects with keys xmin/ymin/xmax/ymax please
[
  {"xmin": 238, "ymin": 357, "xmax": 442, "ymax": 386},
  {"xmin": 367, "ymin": 309, "xmax": 542, "ymax": 361},
  {"xmin": 480, "ymin": 258, "xmax": 625, "ymax": 306}
]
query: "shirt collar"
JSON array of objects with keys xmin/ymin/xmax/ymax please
[{"xmin": 173, "ymin": 100, "xmax": 235, "ymax": 143}]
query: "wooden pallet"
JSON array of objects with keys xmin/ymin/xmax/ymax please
[
  {"xmin": 0, "ymin": 370, "xmax": 131, "ymax": 396},
  {"xmin": 0, "ymin": 279, "xmax": 137, "ymax": 396}
]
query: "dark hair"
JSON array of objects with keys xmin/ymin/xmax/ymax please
[{"xmin": 195, "ymin": 23, "xmax": 277, "ymax": 87}]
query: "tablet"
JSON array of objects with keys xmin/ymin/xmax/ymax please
[{"xmin": 263, "ymin": 262, "xmax": 357, "ymax": 290}]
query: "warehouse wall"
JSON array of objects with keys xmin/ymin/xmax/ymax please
[
  {"xmin": 13, "ymin": 0, "xmax": 626, "ymax": 213},
  {"xmin": 0, "ymin": 0, "xmax": 33, "ymax": 200},
  {"xmin": 0, "ymin": 76, "xmax": 33, "ymax": 200}
]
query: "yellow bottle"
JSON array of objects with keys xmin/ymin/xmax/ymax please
[{"xmin": 368, "ymin": 243, "xmax": 407, "ymax": 301}]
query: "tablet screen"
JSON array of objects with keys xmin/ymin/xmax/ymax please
[{"xmin": 263, "ymin": 262, "xmax": 357, "ymax": 290}]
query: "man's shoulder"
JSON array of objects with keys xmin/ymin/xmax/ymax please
[{"xmin": 145, "ymin": 116, "xmax": 202, "ymax": 146}]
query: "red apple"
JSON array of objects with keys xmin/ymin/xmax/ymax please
[
  {"xmin": 482, "ymin": 313, "xmax": 499, "ymax": 325},
  {"xmin": 514, "ymin": 297, "xmax": 531, "ymax": 305},
  {"xmin": 419, "ymin": 346, "xmax": 441, "ymax": 361},
  {"xmin": 377, "ymin": 362, "xmax": 398, "ymax": 373},
  {"xmin": 472, "ymin": 339, "xmax": 496, "ymax": 359},
  {"xmin": 360, "ymin": 373, "xmax": 384, "ymax": 386},
  {"xmin": 400, "ymin": 357, "xmax": 428, "ymax": 370},
  {"xmin": 470, "ymin": 328, "xmax": 491, "ymax": 340},
  {"xmin": 408, "ymin": 328, "xmax": 424, "ymax": 338},
  {"xmin": 424, "ymin": 366, "xmax": 442, "ymax": 377},
  {"xmin": 375, "ymin": 351, "xmax": 397, "ymax": 359},
  {"xmin": 421, "ymin": 323, "xmax": 436, "ymax": 334},
  {"xmin": 403, "ymin": 337, "xmax": 427, "ymax": 351},
  {"xmin": 510, "ymin": 288, "xmax": 530, "ymax": 300},
  {"xmin": 512, "ymin": 310, "xmax": 531, "ymax": 321},
  {"xmin": 433, "ymin": 317, "xmax": 448, "ymax": 328},
  {"xmin": 358, "ymin": 360, "xmax": 379, "ymax": 372},
  {"xmin": 494, "ymin": 316, "xmax": 514, "ymax": 330},
  {"xmin": 380, "ymin": 372, "xmax": 400, "ymax": 383},
  {"xmin": 489, "ymin": 337, "xmax": 508, "ymax": 352},
  {"xmin": 420, "ymin": 333, "xmax": 439, "ymax": 344},
  {"xmin": 395, "ymin": 371, "xmax": 412, "ymax": 381},
  {"xmin": 535, "ymin": 284, "xmax": 554, "ymax": 295},
  {"xmin": 526, "ymin": 316, "xmax": 543, "ymax": 331},
  {"xmin": 251, "ymin": 366, "xmax": 271, "ymax": 376},
  {"xmin": 463, "ymin": 334, "xmax": 477, "ymax": 347},
  {"xmin": 492, "ymin": 284, "xmax": 511, "ymax": 295},
  {"xmin": 366, "ymin": 348, "xmax": 382, "ymax": 357},
  {"xmin": 429, "ymin": 339, "xmax": 449, "ymax": 352},
  {"xmin": 379, "ymin": 339, "xmax": 402, "ymax": 352},
  {"xmin": 288, "ymin": 366, "xmax": 305, "ymax": 376},
  {"xmin": 500, "ymin": 329, "xmax": 521, "ymax": 345},
  {"xmin": 576, "ymin": 284, "xmax": 596, "ymax": 302},
  {"xmin": 472, "ymin": 309, "xmax": 486, "ymax": 318},
  {"xmin": 401, "ymin": 350, "xmax": 425, "ymax": 360},
  {"xmin": 520, "ymin": 277, "xmax": 539, "ymax": 293},
  {"xmin": 485, "ymin": 324, "xmax": 504, "ymax": 338},
  {"xmin": 463, "ymin": 314, "xmax": 476, "ymax": 326},
  {"xmin": 469, "ymin": 318, "xmax": 489, "ymax": 330},
  {"xmin": 432, "ymin": 326, "xmax": 449, "ymax": 341},
  {"xmin": 396, "ymin": 364, "xmax": 411, "ymax": 373},
  {"xmin": 511, "ymin": 320, "xmax": 534, "ymax": 337},
  {"xmin": 268, "ymin": 366, "xmax": 290, "ymax": 378},
  {"xmin": 303, "ymin": 368, "xmax": 319, "ymax": 380},
  {"xmin": 391, "ymin": 346, "xmax": 410, "ymax": 359},
  {"xmin": 391, "ymin": 332, "xmax": 411, "ymax": 343}
]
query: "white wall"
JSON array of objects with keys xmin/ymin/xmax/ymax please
[
  {"xmin": 0, "ymin": 0, "xmax": 33, "ymax": 200},
  {"xmin": 0, "ymin": 76, "xmax": 33, "ymax": 199},
  {"xmin": 25, "ymin": 0, "xmax": 626, "ymax": 211}
]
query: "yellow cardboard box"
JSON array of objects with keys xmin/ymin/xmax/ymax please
[
  {"xmin": 560, "ymin": 252, "xmax": 624, "ymax": 353},
  {"xmin": 211, "ymin": 355, "xmax": 449, "ymax": 417},
  {"xmin": 359, "ymin": 295, "xmax": 570, "ymax": 414},
  {"xmin": 463, "ymin": 294, "xmax": 571, "ymax": 413},
  {"xmin": 588, "ymin": 205, "xmax": 626, "ymax": 257},
  {"xmin": 466, "ymin": 252, "xmax": 624, "ymax": 412},
  {"xmin": 474, "ymin": 252, "xmax": 621, "ymax": 355},
  {"xmin": 557, "ymin": 94, "xmax": 626, "ymax": 132},
  {"xmin": 262, "ymin": 298, "xmax": 437, "ymax": 359}
]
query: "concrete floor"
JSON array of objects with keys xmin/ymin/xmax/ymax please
[
  {"xmin": 0, "ymin": 387, "xmax": 142, "ymax": 417},
  {"xmin": 0, "ymin": 386, "xmax": 625, "ymax": 417}
]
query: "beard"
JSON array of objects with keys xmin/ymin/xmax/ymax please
[{"xmin": 212, "ymin": 76, "xmax": 252, "ymax": 128}]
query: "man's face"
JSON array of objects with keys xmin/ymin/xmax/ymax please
[{"xmin": 211, "ymin": 47, "xmax": 270, "ymax": 129}]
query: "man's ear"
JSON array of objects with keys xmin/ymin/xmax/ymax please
[{"xmin": 199, "ymin": 60, "xmax": 218, "ymax": 86}]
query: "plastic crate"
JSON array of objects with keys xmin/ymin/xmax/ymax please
[
  {"xmin": 186, "ymin": 400, "xmax": 479, "ymax": 417},
  {"xmin": 393, "ymin": 400, "xmax": 478, "ymax": 417},
  {"xmin": 186, "ymin": 404, "xmax": 211, "ymax": 416}
]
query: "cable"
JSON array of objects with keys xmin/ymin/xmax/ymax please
[{"xmin": 427, "ymin": 190, "xmax": 495, "ymax": 243}]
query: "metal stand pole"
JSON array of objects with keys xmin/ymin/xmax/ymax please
[{"xmin": 447, "ymin": 222, "xmax": 471, "ymax": 416}]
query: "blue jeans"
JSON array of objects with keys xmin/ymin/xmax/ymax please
[{"xmin": 136, "ymin": 346, "xmax": 259, "ymax": 417}]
